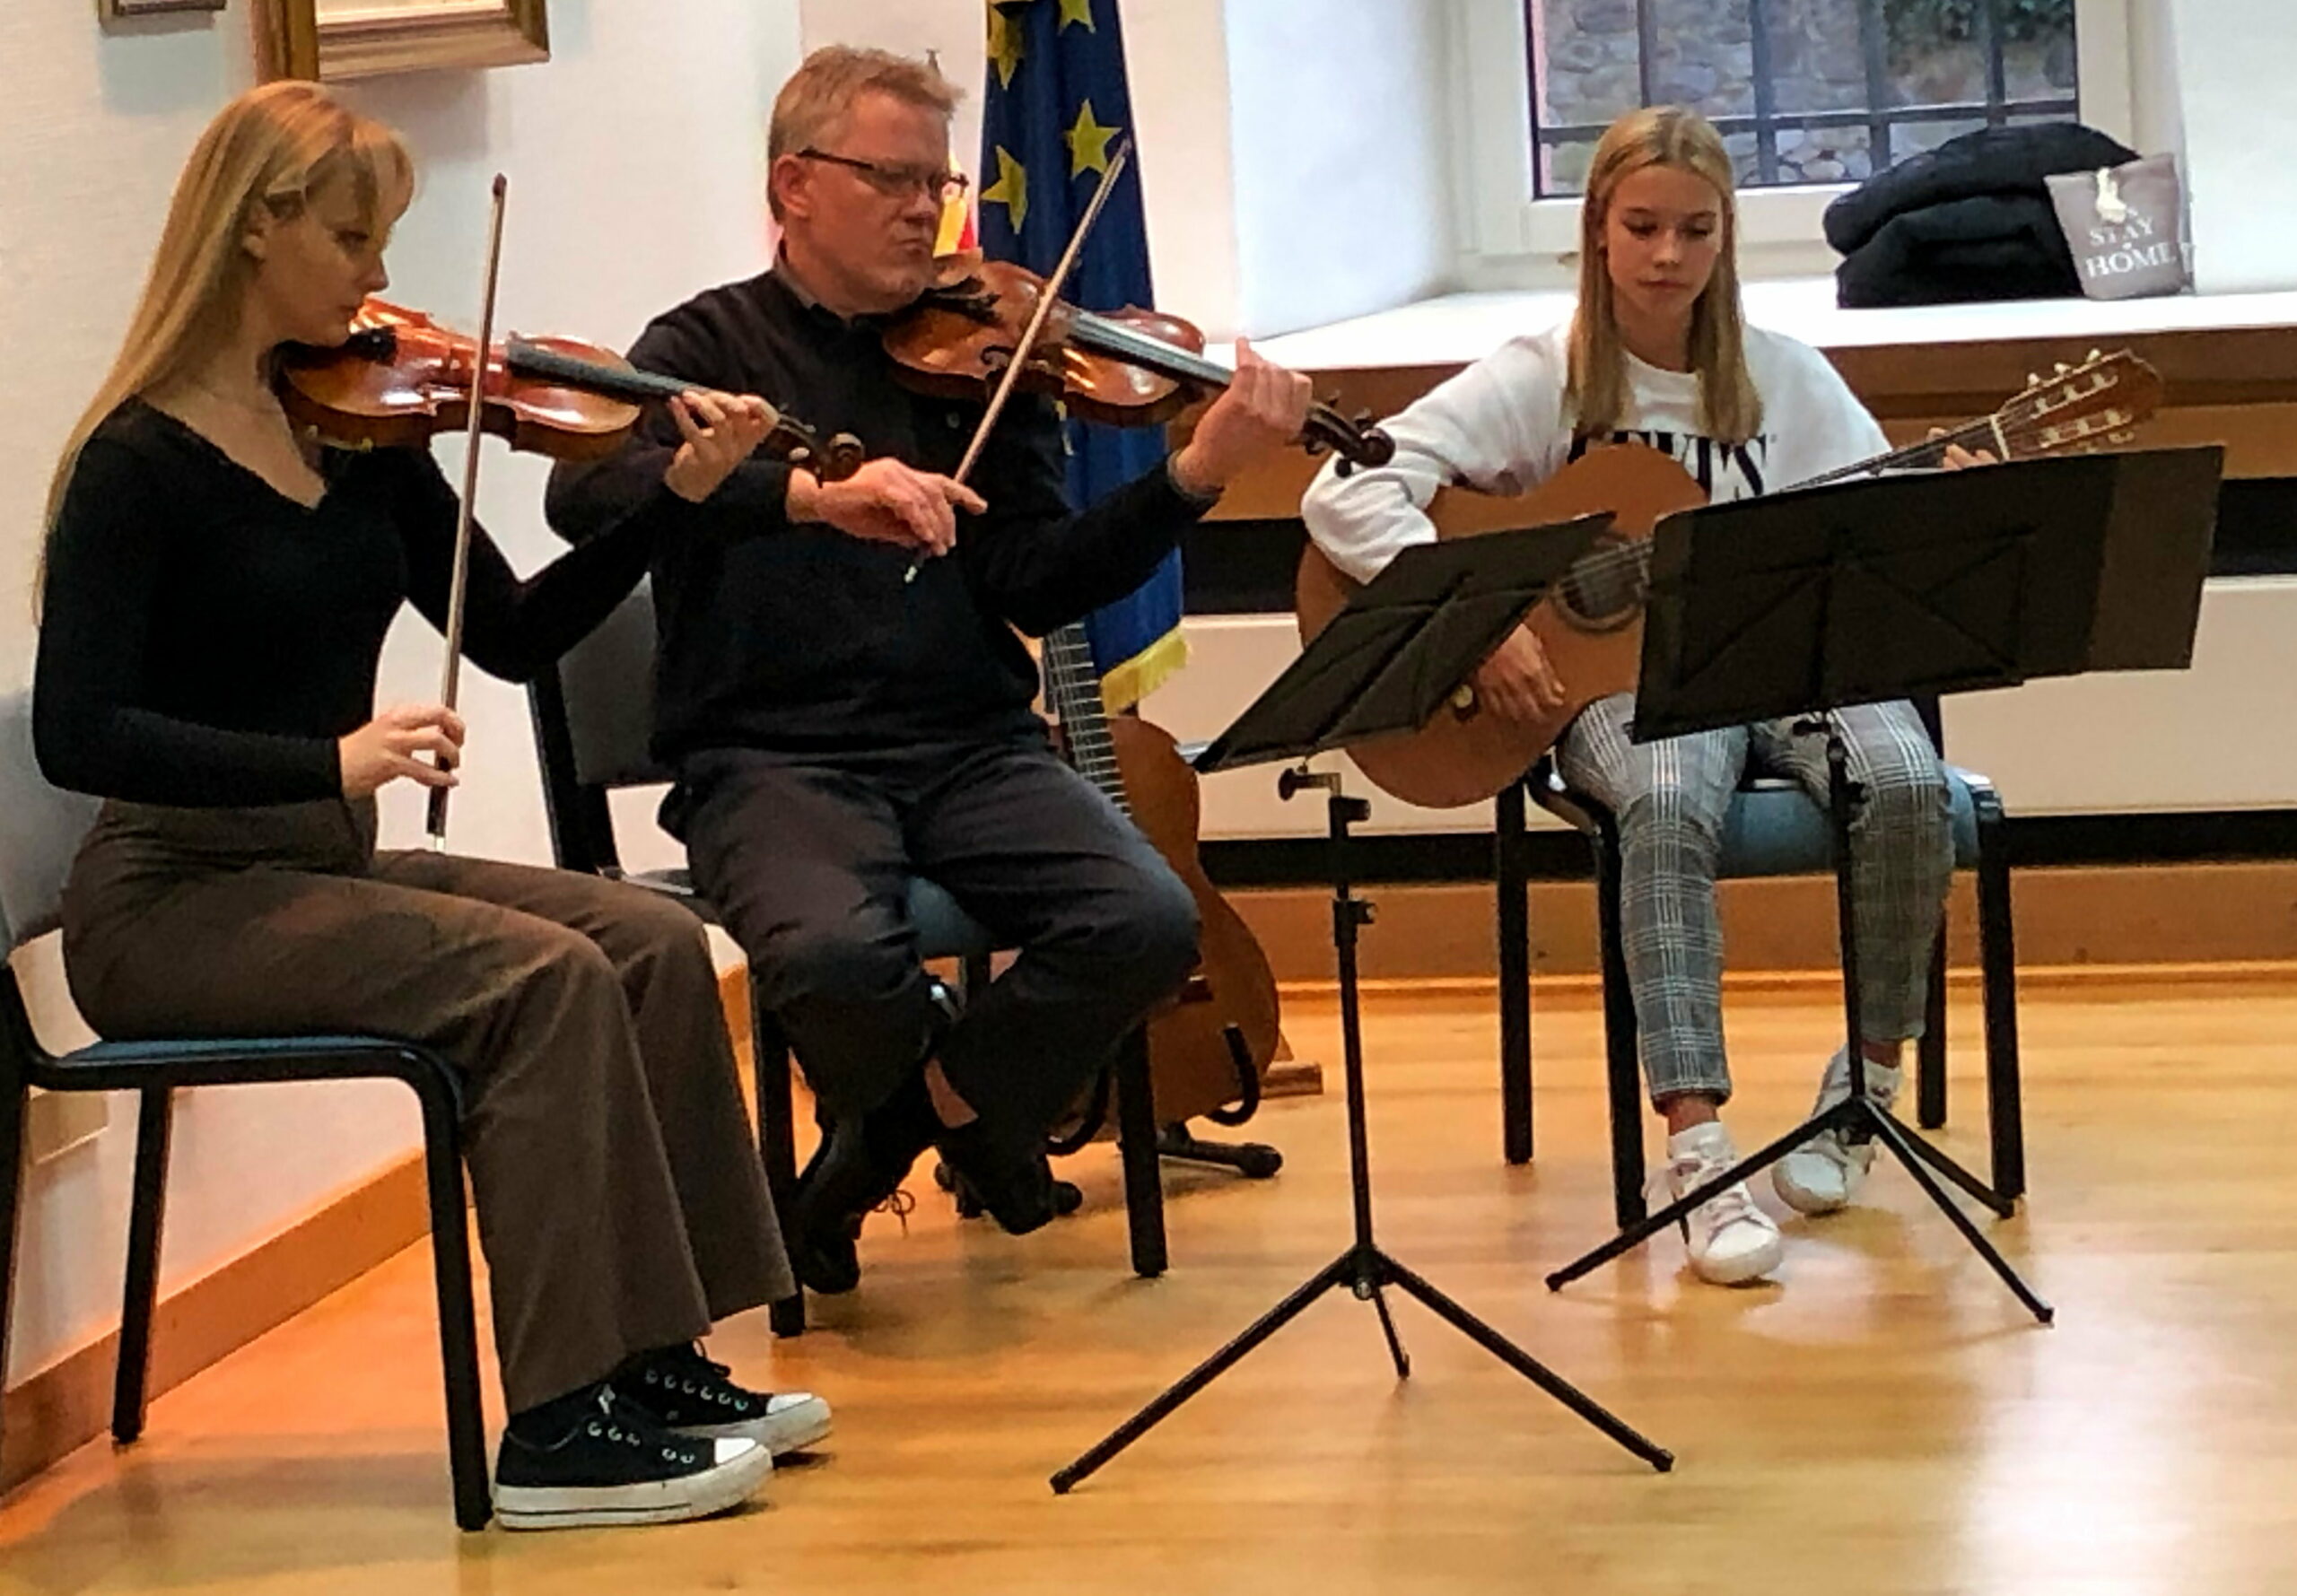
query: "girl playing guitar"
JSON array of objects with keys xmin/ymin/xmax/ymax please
[{"xmin": 1304, "ymin": 107, "xmax": 1991, "ymax": 1289}]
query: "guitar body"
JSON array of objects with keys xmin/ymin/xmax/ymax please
[
  {"xmin": 1296, "ymin": 443, "xmax": 1710, "ymax": 809},
  {"xmin": 1294, "ymin": 349, "xmax": 2163, "ymax": 809},
  {"xmin": 1106, "ymin": 713, "xmax": 1282, "ymax": 1122}
]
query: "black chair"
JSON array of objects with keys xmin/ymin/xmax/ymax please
[
  {"xmin": 0, "ymin": 692, "xmax": 492, "ymax": 1531},
  {"xmin": 1494, "ymin": 737, "xmax": 2025, "ymax": 1230},
  {"xmin": 527, "ymin": 588, "xmax": 1171, "ymax": 1339}
]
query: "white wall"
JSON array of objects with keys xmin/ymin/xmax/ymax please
[
  {"xmin": 2163, "ymin": 0, "xmax": 2296, "ymax": 293},
  {"xmin": 2, "ymin": 0, "xmax": 804, "ymax": 1388},
  {"xmin": 1224, "ymin": 2, "xmax": 1455, "ymax": 337}
]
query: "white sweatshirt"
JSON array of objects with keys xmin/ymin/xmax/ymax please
[{"xmin": 1301, "ymin": 319, "xmax": 1891, "ymax": 585}]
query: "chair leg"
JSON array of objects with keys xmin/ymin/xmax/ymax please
[
  {"xmin": 959, "ymin": 949, "xmax": 993, "ymax": 999},
  {"xmin": 0, "ymin": 1077, "xmax": 28, "ymax": 1481},
  {"xmin": 1917, "ymin": 925, "xmax": 1949, "ymax": 1129},
  {"xmin": 1976, "ymin": 804, "xmax": 2027, "ymax": 1202},
  {"xmin": 1495, "ymin": 782, "xmax": 1534, "ymax": 1166},
  {"xmin": 414, "ymin": 1074, "xmax": 491, "ymax": 1533},
  {"xmin": 112, "ymin": 1087, "xmax": 173, "ymax": 1446},
  {"xmin": 1595, "ymin": 837, "xmax": 1646, "ymax": 1230},
  {"xmin": 1113, "ymin": 1026, "xmax": 1167, "ymax": 1278},
  {"xmin": 750, "ymin": 984, "xmax": 807, "ymax": 1339}
]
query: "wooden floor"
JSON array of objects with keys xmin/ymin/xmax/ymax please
[{"xmin": 4, "ymin": 972, "xmax": 2295, "ymax": 1595}]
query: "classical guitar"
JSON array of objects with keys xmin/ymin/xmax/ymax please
[
  {"xmin": 1295, "ymin": 349, "xmax": 2164, "ymax": 809},
  {"xmin": 1041, "ymin": 624, "xmax": 1281, "ymax": 1126}
]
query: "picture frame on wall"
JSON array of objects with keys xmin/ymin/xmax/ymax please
[
  {"xmin": 253, "ymin": 0, "xmax": 550, "ymax": 83},
  {"xmin": 99, "ymin": 1, "xmax": 229, "ymax": 16}
]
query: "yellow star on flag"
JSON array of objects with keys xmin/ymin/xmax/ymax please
[
  {"xmin": 1059, "ymin": 0, "xmax": 1096, "ymax": 31},
  {"xmin": 1065, "ymin": 100, "xmax": 1121, "ymax": 179},
  {"xmin": 986, "ymin": 3, "xmax": 1026, "ymax": 89},
  {"xmin": 982, "ymin": 144, "xmax": 1029, "ymax": 231}
]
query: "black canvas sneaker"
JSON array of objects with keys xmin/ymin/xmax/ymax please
[
  {"xmin": 493, "ymin": 1386, "xmax": 771, "ymax": 1531},
  {"xmin": 618, "ymin": 1344, "xmax": 834, "ymax": 1457}
]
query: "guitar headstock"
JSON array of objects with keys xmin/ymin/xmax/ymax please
[{"xmin": 1992, "ymin": 348, "xmax": 2164, "ymax": 460}]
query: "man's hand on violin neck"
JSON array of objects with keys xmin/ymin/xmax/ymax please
[
  {"xmin": 1170, "ymin": 337, "xmax": 1315, "ymax": 500},
  {"xmin": 786, "ymin": 457, "xmax": 985, "ymax": 555},
  {"xmin": 664, "ymin": 389, "xmax": 779, "ymax": 503}
]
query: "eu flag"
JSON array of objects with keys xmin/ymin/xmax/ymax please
[{"xmin": 978, "ymin": 0, "xmax": 1185, "ymax": 711}]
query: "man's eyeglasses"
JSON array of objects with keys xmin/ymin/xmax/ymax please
[{"xmin": 796, "ymin": 149, "xmax": 970, "ymax": 204}]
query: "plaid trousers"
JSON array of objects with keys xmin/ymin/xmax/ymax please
[{"xmin": 1556, "ymin": 695, "xmax": 1954, "ymax": 1105}]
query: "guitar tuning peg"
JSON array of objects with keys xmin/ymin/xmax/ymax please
[
  {"xmin": 2054, "ymin": 362, "xmax": 2070, "ymax": 375},
  {"xmin": 2087, "ymin": 347, "xmax": 2102, "ymax": 362},
  {"xmin": 2027, "ymin": 371, "xmax": 2042, "ymax": 387}
]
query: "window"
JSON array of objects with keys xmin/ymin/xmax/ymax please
[{"xmin": 1525, "ymin": 0, "xmax": 2081, "ymax": 196}]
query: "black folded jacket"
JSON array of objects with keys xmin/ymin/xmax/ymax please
[
  {"xmin": 1834, "ymin": 192, "xmax": 2082, "ymax": 308},
  {"xmin": 1823, "ymin": 123, "xmax": 2138, "ymax": 256}
]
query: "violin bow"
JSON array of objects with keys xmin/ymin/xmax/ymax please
[
  {"xmin": 426, "ymin": 170, "xmax": 509, "ymax": 850},
  {"xmin": 905, "ymin": 134, "xmax": 1133, "ymax": 583}
]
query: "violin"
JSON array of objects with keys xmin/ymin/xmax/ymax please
[
  {"xmin": 881, "ymin": 254, "xmax": 1395, "ymax": 474},
  {"xmin": 278, "ymin": 299, "xmax": 866, "ymax": 478}
]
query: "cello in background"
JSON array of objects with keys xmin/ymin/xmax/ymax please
[{"xmin": 1041, "ymin": 624, "xmax": 1291, "ymax": 1163}]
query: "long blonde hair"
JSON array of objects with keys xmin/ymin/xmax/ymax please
[
  {"xmin": 40, "ymin": 82, "xmax": 412, "ymax": 566},
  {"xmin": 1566, "ymin": 106, "xmax": 1760, "ymax": 445}
]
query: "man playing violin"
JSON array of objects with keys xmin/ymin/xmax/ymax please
[{"xmin": 547, "ymin": 46, "xmax": 1314, "ymax": 1292}]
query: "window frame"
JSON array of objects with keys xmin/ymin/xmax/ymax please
[{"xmin": 1448, "ymin": 0, "xmax": 2142, "ymax": 285}]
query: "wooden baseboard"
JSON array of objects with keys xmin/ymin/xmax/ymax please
[
  {"xmin": 1, "ymin": 1151, "xmax": 432, "ymax": 1498},
  {"xmin": 1231, "ymin": 860, "xmax": 2297, "ymax": 982}
]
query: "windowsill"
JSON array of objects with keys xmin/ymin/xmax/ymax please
[{"xmin": 1254, "ymin": 278, "xmax": 2297, "ymax": 374}]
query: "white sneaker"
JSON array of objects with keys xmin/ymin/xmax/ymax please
[
  {"xmin": 1665, "ymin": 1121, "xmax": 1783, "ymax": 1286},
  {"xmin": 1773, "ymin": 1049, "xmax": 1901, "ymax": 1217}
]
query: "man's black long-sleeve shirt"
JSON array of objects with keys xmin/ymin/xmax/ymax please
[{"xmin": 545, "ymin": 268, "xmax": 1213, "ymax": 765}]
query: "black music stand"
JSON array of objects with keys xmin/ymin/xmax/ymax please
[
  {"xmin": 1052, "ymin": 515, "xmax": 1675, "ymax": 1495},
  {"xmin": 1543, "ymin": 447, "xmax": 2224, "ymax": 1318}
]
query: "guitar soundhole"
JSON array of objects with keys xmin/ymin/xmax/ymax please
[{"xmin": 1551, "ymin": 531, "xmax": 1643, "ymax": 633}]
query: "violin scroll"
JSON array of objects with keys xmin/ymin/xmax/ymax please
[{"xmin": 1301, "ymin": 403, "xmax": 1395, "ymax": 476}]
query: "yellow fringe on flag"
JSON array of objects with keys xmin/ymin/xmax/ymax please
[{"xmin": 1097, "ymin": 627, "xmax": 1189, "ymax": 714}]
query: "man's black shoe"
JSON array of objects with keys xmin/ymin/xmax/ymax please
[
  {"xmin": 937, "ymin": 1156, "xmax": 1084, "ymax": 1219},
  {"xmin": 785, "ymin": 1073, "xmax": 939, "ymax": 1294},
  {"xmin": 935, "ymin": 1117, "xmax": 1059, "ymax": 1235}
]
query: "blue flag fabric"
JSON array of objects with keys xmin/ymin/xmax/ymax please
[{"xmin": 977, "ymin": 0, "xmax": 1185, "ymax": 711}]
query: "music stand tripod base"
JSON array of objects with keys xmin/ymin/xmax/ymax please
[
  {"xmin": 1544, "ymin": 715, "xmax": 2051, "ymax": 1325},
  {"xmin": 1051, "ymin": 771, "xmax": 1673, "ymax": 1495},
  {"xmin": 1547, "ymin": 449, "xmax": 2224, "ymax": 1321}
]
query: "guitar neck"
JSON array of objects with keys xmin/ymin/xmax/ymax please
[
  {"xmin": 1797, "ymin": 418, "xmax": 1999, "ymax": 489},
  {"xmin": 1043, "ymin": 624, "xmax": 1130, "ymax": 814}
]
